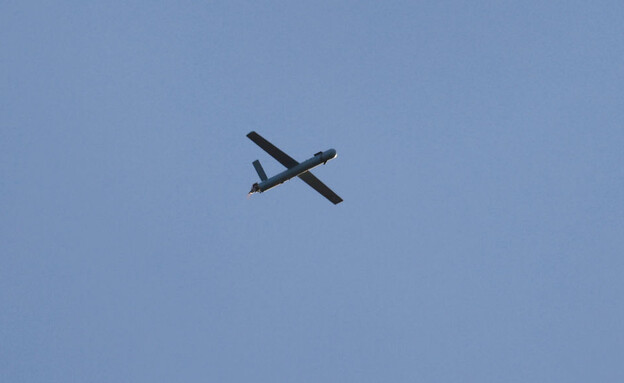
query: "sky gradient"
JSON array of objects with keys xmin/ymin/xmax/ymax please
[{"xmin": 2, "ymin": 1, "xmax": 623, "ymax": 381}]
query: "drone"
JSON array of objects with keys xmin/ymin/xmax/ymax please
[{"xmin": 247, "ymin": 131, "xmax": 342, "ymax": 204}]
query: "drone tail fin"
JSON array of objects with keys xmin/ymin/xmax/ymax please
[{"xmin": 252, "ymin": 160, "xmax": 268, "ymax": 181}]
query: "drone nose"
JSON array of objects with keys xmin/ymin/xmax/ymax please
[{"xmin": 322, "ymin": 149, "xmax": 337, "ymax": 162}]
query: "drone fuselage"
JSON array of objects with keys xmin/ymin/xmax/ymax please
[{"xmin": 250, "ymin": 149, "xmax": 336, "ymax": 193}]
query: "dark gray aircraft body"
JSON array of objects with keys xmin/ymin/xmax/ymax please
[{"xmin": 247, "ymin": 131, "xmax": 343, "ymax": 204}]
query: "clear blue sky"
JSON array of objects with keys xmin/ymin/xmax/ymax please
[{"xmin": 2, "ymin": 1, "xmax": 623, "ymax": 381}]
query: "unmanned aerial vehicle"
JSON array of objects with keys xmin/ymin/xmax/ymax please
[{"xmin": 247, "ymin": 131, "xmax": 343, "ymax": 204}]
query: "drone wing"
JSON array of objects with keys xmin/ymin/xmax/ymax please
[
  {"xmin": 247, "ymin": 131, "xmax": 298, "ymax": 169},
  {"xmin": 298, "ymin": 171, "xmax": 343, "ymax": 205}
]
